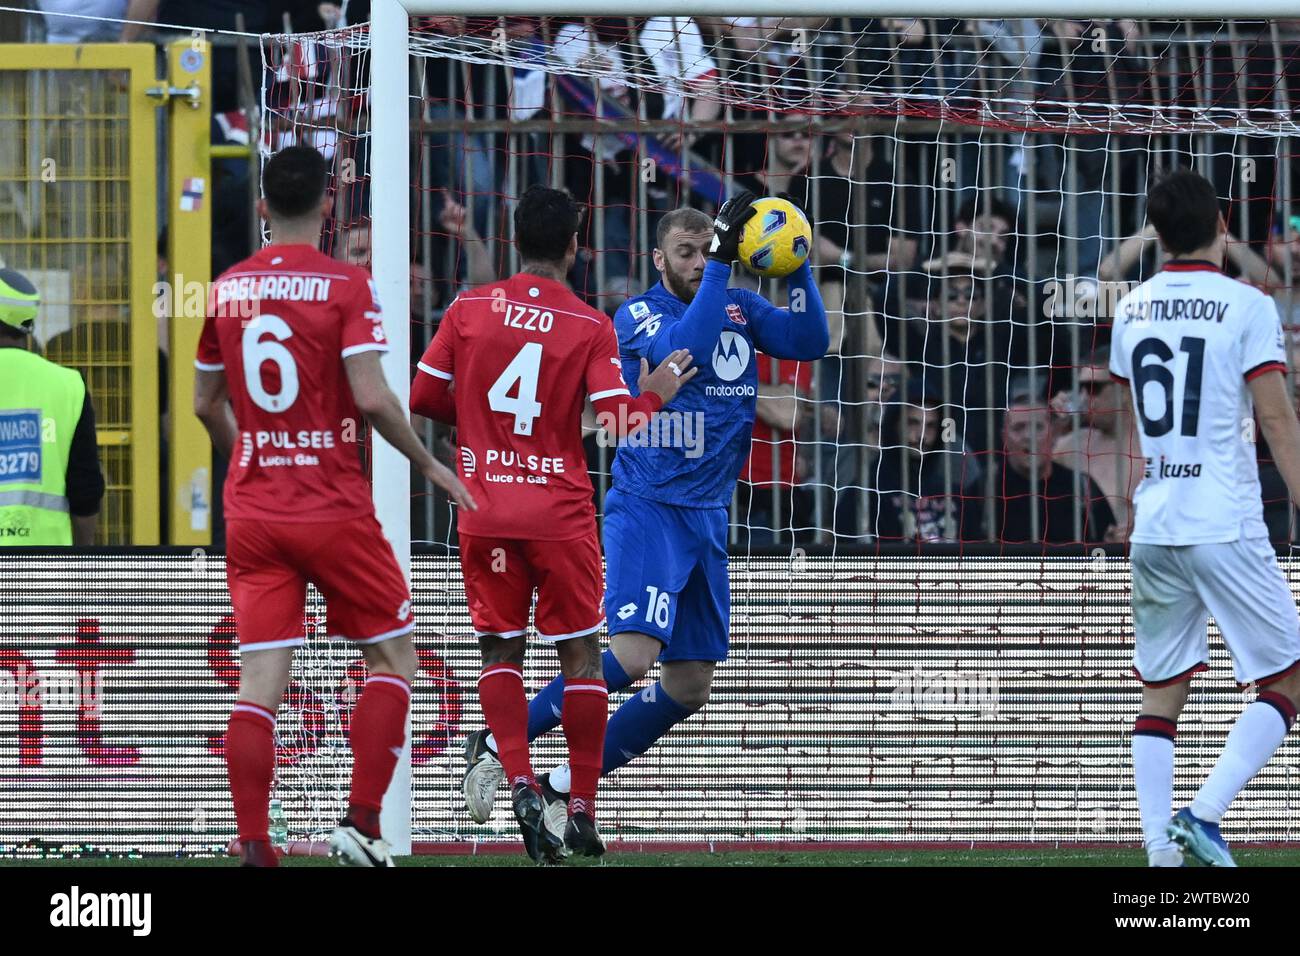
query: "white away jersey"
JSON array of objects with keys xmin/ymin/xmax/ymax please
[{"xmin": 1110, "ymin": 261, "xmax": 1286, "ymax": 544}]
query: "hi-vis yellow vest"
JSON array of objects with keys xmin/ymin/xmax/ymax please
[{"xmin": 0, "ymin": 348, "xmax": 84, "ymax": 545}]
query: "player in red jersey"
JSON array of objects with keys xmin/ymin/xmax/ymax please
[
  {"xmin": 193, "ymin": 146, "xmax": 475, "ymax": 867},
  {"xmin": 410, "ymin": 184, "xmax": 694, "ymax": 860}
]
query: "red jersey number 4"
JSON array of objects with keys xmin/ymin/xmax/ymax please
[{"xmin": 488, "ymin": 340, "xmax": 545, "ymax": 436}]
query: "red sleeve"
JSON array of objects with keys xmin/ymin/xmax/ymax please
[
  {"xmin": 411, "ymin": 307, "xmax": 457, "ymax": 424},
  {"xmin": 584, "ymin": 319, "xmax": 631, "ymax": 404},
  {"xmin": 340, "ymin": 272, "xmax": 390, "ymax": 359},
  {"xmin": 585, "ymin": 318, "xmax": 662, "ymax": 436},
  {"xmin": 592, "ymin": 391, "xmax": 662, "ymax": 436}
]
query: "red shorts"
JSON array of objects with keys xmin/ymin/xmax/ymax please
[
  {"xmin": 459, "ymin": 530, "xmax": 604, "ymax": 641},
  {"xmin": 226, "ymin": 514, "xmax": 414, "ymax": 651}
]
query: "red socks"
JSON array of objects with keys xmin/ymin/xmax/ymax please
[
  {"xmin": 563, "ymin": 679, "xmax": 608, "ymax": 818},
  {"xmin": 225, "ymin": 701, "xmax": 277, "ymax": 846},
  {"xmin": 478, "ymin": 663, "xmax": 535, "ymax": 790},
  {"xmin": 347, "ymin": 673, "xmax": 412, "ymax": 837},
  {"xmin": 227, "ymin": 673, "xmax": 411, "ymax": 854}
]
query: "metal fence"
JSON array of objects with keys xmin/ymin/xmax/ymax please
[{"xmin": 0, "ymin": 44, "xmax": 160, "ymax": 544}]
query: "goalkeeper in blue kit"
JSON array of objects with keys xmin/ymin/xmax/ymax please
[{"xmin": 463, "ymin": 191, "xmax": 830, "ymax": 841}]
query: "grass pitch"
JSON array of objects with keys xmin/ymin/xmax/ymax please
[{"xmin": 8, "ymin": 848, "xmax": 1300, "ymax": 866}]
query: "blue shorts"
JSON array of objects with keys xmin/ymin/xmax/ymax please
[{"xmin": 602, "ymin": 487, "xmax": 730, "ymax": 663}]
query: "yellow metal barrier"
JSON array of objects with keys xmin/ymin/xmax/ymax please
[
  {"xmin": 165, "ymin": 38, "xmax": 213, "ymax": 545},
  {"xmin": 0, "ymin": 43, "xmax": 159, "ymax": 544}
]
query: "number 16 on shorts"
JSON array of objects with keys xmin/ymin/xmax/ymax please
[{"xmin": 643, "ymin": 585, "xmax": 674, "ymax": 631}]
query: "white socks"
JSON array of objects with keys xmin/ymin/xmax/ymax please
[
  {"xmin": 1132, "ymin": 717, "xmax": 1179, "ymax": 861},
  {"xmin": 1190, "ymin": 693, "xmax": 1294, "ymax": 824},
  {"xmin": 1133, "ymin": 693, "xmax": 1295, "ymax": 865}
]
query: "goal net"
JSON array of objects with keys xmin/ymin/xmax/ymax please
[{"xmin": 245, "ymin": 14, "xmax": 1300, "ymax": 852}]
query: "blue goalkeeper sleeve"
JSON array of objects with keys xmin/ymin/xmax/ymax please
[{"xmin": 749, "ymin": 261, "xmax": 830, "ymax": 361}]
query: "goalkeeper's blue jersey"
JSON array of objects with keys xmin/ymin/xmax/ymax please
[{"xmin": 611, "ymin": 280, "xmax": 783, "ymax": 510}]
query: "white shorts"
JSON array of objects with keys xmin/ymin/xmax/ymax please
[{"xmin": 1130, "ymin": 537, "xmax": 1300, "ymax": 687}]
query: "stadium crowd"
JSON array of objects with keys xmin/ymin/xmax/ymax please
[{"xmin": 14, "ymin": 6, "xmax": 1300, "ymax": 545}]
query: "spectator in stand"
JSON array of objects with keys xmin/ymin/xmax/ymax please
[
  {"xmin": 1050, "ymin": 345, "xmax": 1141, "ymax": 540},
  {"xmin": 992, "ymin": 391, "xmax": 1115, "ymax": 543},
  {"xmin": 548, "ymin": 17, "xmax": 723, "ymax": 307},
  {"xmin": 629, "ymin": 18, "xmax": 723, "ymax": 149},
  {"xmin": 700, "ymin": 16, "xmax": 829, "ymax": 110},
  {"xmin": 901, "ymin": 269, "xmax": 1013, "ymax": 454},
  {"xmin": 34, "ymin": 1, "xmax": 127, "ymax": 42},
  {"xmin": 914, "ymin": 193, "xmax": 1050, "ymax": 398},
  {"xmin": 317, "ymin": 2, "xmax": 368, "ymax": 26},
  {"xmin": 1034, "ymin": 19, "xmax": 1142, "ymax": 277},
  {"xmin": 922, "ymin": 194, "xmax": 1019, "ymax": 279},
  {"xmin": 1266, "ymin": 215, "xmax": 1300, "ymax": 288},
  {"xmin": 416, "ymin": 17, "xmax": 529, "ymax": 248},
  {"xmin": 704, "ymin": 35, "xmax": 928, "ymax": 538},
  {"xmin": 737, "ymin": 351, "xmax": 814, "ymax": 545},
  {"xmin": 745, "ymin": 129, "xmax": 927, "ymax": 544},
  {"xmin": 831, "ymin": 352, "xmax": 902, "ymax": 541},
  {"xmin": 742, "ymin": 130, "xmax": 920, "ymax": 358},
  {"xmin": 1099, "ymin": 220, "xmax": 1283, "ymax": 287},
  {"xmin": 735, "ymin": 125, "xmax": 811, "ymax": 199},
  {"xmin": 434, "ymin": 196, "xmax": 497, "ymax": 290},
  {"xmin": 1265, "ymin": 218, "xmax": 1300, "ymax": 345},
  {"xmin": 339, "ymin": 222, "xmax": 372, "ymax": 269},
  {"xmin": 812, "ymin": 130, "xmax": 920, "ymax": 289},
  {"xmin": 339, "ymin": 198, "xmax": 493, "ymax": 309},
  {"xmin": 700, "ymin": 16, "xmax": 929, "ymax": 111},
  {"xmin": 874, "ymin": 386, "xmax": 984, "ymax": 542}
]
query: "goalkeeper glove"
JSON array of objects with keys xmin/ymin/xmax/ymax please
[{"xmin": 707, "ymin": 190, "xmax": 758, "ymax": 264}]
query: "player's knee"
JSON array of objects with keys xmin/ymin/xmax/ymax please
[
  {"xmin": 611, "ymin": 632, "xmax": 660, "ymax": 682},
  {"xmin": 670, "ymin": 683, "xmax": 711, "ymax": 713},
  {"xmin": 362, "ymin": 635, "xmax": 418, "ymax": 683},
  {"xmin": 556, "ymin": 635, "xmax": 602, "ymax": 680},
  {"xmin": 661, "ymin": 661, "xmax": 715, "ymax": 713},
  {"xmin": 1264, "ymin": 668, "xmax": 1300, "ymax": 710},
  {"xmin": 1140, "ymin": 681, "xmax": 1190, "ymax": 721},
  {"xmin": 681, "ymin": 686, "xmax": 712, "ymax": 712},
  {"xmin": 237, "ymin": 647, "xmax": 293, "ymax": 710},
  {"xmin": 478, "ymin": 633, "xmax": 526, "ymax": 667}
]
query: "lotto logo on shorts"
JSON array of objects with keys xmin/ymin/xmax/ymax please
[{"xmin": 397, "ymin": 599, "xmax": 411, "ymax": 620}]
